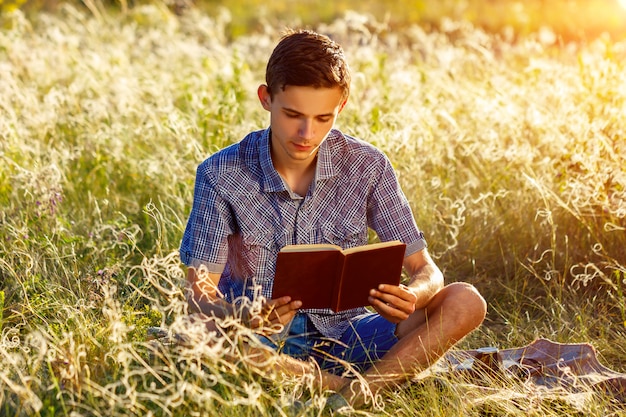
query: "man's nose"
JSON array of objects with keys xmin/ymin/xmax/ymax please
[{"xmin": 299, "ymin": 119, "xmax": 314, "ymax": 139}]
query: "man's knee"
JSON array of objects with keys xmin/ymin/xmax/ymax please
[{"xmin": 440, "ymin": 282, "xmax": 487, "ymax": 331}]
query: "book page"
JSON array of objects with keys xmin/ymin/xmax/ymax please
[
  {"xmin": 341, "ymin": 240, "xmax": 404, "ymax": 255},
  {"xmin": 280, "ymin": 243, "xmax": 342, "ymax": 253}
]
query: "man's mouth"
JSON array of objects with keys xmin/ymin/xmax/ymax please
[{"xmin": 292, "ymin": 142, "xmax": 313, "ymax": 151}]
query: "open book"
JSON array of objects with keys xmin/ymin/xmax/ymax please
[{"xmin": 271, "ymin": 240, "xmax": 406, "ymax": 312}]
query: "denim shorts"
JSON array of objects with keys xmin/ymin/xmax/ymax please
[{"xmin": 259, "ymin": 312, "xmax": 399, "ymax": 375}]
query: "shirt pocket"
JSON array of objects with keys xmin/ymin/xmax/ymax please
[
  {"xmin": 320, "ymin": 219, "xmax": 368, "ymax": 249},
  {"xmin": 238, "ymin": 229, "xmax": 284, "ymax": 287}
]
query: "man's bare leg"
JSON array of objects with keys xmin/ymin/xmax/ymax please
[
  {"xmin": 188, "ymin": 282, "xmax": 484, "ymax": 408},
  {"xmin": 192, "ymin": 314, "xmax": 348, "ymax": 391},
  {"xmin": 243, "ymin": 343, "xmax": 348, "ymax": 391},
  {"xmin": 339, "ymin": 282, "xmax": 486, "ymax": 408}
]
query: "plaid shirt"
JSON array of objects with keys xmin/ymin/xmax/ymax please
[{"xmin": 180, "ymin": 128, "xmax": 427, "ymax": 339}]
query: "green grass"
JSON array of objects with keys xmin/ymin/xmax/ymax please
[
  {"xmin": 194, "ymin": 0, "xmax": 626, "ymax": 42},
  {"xmin": 11, "ymin": 0, "xmax": 626, "ymax": 41},
  {"xmin": 1, "ymin": 1, "xmax": 626, "ymax": 415}
]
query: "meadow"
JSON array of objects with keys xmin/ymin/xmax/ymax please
[{"xmin": 1, "ymin": 0, "xmax": 626, "ymax": 415}]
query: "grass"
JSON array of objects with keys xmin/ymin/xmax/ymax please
[
  {"xmin": 1, "ymin": 1, "xmax": 626, "ymax": 415},
  {"xmin": 193, "ymin": 0, "xmax": 626, "ymax": 42}
]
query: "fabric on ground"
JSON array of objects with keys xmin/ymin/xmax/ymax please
[{"xmin": 438, "ymin": 338, "xmax": 626, "ymax": 402}]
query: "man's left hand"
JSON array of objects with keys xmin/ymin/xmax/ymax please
[{"xmin": 368, "ymin": 284, "xmax": 417, "ymax": 323}]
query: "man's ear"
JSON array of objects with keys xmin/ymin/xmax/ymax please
[
  {"xmin": 257, "ymin": 85, "xmax": 272, "ymax": 111},
  {"xmin": 338, "ymin": 98, "xmax": 348, "ymax": 114}
]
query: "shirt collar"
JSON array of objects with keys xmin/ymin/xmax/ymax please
[
  {"xmin": 315, "ymin": 130, "xmax": 338, "ymax": 180},
  {"xmin": 259, "ymin": 127, "xmax": 339, "ymax": 193},
  {"xmin": 259, "ymin": 128, "xmax": 285, "ymax": 193}
]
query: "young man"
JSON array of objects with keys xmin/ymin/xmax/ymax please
[{"xmin": 180, "ymin": 29, "xmax": 486, "ymax": 409}]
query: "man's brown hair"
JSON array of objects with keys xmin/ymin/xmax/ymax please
[{"xmin": 265, "ymin": 29, "xmax": 351, "ymax": 101}]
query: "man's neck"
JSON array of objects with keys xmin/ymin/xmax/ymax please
[{"xmin": 275, "ymin": 158, "xmax": 317, "ymax": 197}]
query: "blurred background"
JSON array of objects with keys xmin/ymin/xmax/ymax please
[{"xmin": 5, "ymin": 0, "xmax": 626, "ymax": 42}]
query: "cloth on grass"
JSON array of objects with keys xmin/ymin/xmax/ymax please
[{"xmin": 438, "ymin": 338, "xmax": 626, "ymax": 402}]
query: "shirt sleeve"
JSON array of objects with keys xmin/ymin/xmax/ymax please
[
  {"xmin": 179, "ymin": 161, "xmax": 233, "ymax": 272},
  {"xmin": 367, "ymin": 155, "xmax": 427, "ymax": 256}
]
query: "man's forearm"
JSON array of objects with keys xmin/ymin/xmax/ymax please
[
  {"xmin": 187, "ymin": 267, "xmax": 239, "ymax": 320},
  {"xmin": 188, "ymin": 295, "xmax": 230, "ymax": 317},
  {"xmin": 188, "ymin": 295, "xmax": 262, "ymax": 328},
  {"xmin": 407, "ymin": 263, "xmax": 444, "ymax": 309}
]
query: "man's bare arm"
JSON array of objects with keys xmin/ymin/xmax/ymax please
[
  {"xmin": 403, "ymin": 248, "xmax": 444, "ymax": 310},
  {"xmin": 186, "ymin": 267, "xmax": 301, "ymax": 328},
  {"xmin": 186, "ymin": 267, "xmax": 233, "ymax": 318},
  {"xmin": 367, "ymin": 248, "xmax": 444, "ymax": 323}
]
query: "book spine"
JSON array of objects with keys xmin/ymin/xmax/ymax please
[{"xmin": 331, "ymin": 253, "xmax": 348, "ymax": 312}]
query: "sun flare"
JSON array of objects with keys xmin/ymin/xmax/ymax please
[{"xmin": 619, "ymin": 0, "xmax": 626, "ymax": 9}]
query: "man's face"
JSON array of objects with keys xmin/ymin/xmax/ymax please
[{"xmin": 258, "ymin": 85, "xmax": 346, "ymax": 168}]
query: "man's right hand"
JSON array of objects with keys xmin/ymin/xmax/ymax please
[
  {"xmin": 187, "ymin": 267, "xmax": 302, "ymax": 330},
  {"xmin": 249, "ymin": 296, "xmax": 302, "ymax": 329}
]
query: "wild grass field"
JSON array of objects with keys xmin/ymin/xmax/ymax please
[{"xmin": 1, "ymin": 0, "xmax": 626, "ymax": 415}]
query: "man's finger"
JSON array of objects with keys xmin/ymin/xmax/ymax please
[{"xmin": 370, "ymin": 298, "xmax": 407, "ymax": 323}]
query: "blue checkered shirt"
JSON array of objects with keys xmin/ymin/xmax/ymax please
[{"xmin": 180, "ymin": 128, "xmax": 427, "ymax": 339}]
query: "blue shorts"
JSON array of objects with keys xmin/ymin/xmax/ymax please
[{"xmin": 259, "ymin": 312, "xmax": 399, "ymax": 375}]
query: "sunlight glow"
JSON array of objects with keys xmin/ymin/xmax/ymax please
[{"xmin": 619, "ymin": 0, "xmax": 626, "ymax": 9}]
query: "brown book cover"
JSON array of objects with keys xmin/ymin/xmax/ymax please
[{"xmin": 271, "ymin": 241, "xmax": 407, "ymax": 312}]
